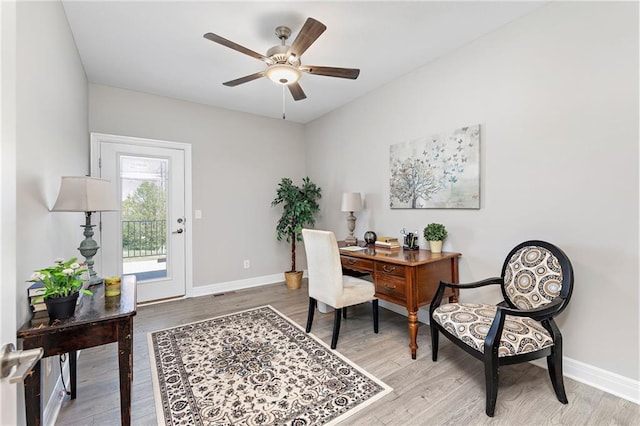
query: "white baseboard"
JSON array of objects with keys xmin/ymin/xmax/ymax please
[
  {"xmin": 44, "ymin": 352, "xmax": 81, "ymax": 426},
  {"xmin": 189, "ymin": 271, "xmax": 308, "ymax": 298},
  {"xmin": 530, "ymin": 357, "xmax": 640, "ymax": 405}
]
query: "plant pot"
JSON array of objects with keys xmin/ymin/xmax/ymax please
[
  {"xmin": 44, "ymin": 292, "xmax": 79, "ymax": 320},
  {"xmin": 284, "ymin": 271, "xmax": 303, "ymax": 290},
  {"xmin": 429, "ymin": 240, "xmax": 443, "ymax": 253}
]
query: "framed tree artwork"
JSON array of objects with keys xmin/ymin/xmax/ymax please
[{"xmin": 390, "ymin": 124, "xmax": 480, "ymax": 209}]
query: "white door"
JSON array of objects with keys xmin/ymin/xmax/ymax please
[{"xmin": 93, "ymin": 134, "xmax": 190, "ymax": 303}]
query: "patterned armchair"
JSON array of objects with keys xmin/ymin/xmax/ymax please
[{"xmin": 429, "ymin": 240, "xmax": 574, "ymax": 417}]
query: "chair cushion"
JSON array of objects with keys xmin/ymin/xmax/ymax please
[
  {"xmin": 432, "ymin": 303, "xmax": 554, "ymax": 357},
  {"xmin": 333, "ymin": 276, "xmax": 376, "ymax": 308},
  {"xmin": 504, "ymin": 245, "xmax": 563, "ymax": 309}
]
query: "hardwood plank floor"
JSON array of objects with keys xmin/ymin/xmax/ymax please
[{"xmin": 55, "ymin": 280, "xmax": 639, "ymax": 425}]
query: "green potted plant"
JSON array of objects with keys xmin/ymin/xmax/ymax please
[
  {"xmin": 271, "ymin": 177, "xmax": 322, "ymax": 290},
  {"xmin": 28, "ymin": 257, "xmax": 92, "ymax": 320},
  {"xmin": 423, "ymin": 223, "xmax": 448, "ymax": 253}
]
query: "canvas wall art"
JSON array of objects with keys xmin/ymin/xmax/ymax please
[{"xmin": 390, "ymin": 124, "xmax": 480, "ymax": 209}]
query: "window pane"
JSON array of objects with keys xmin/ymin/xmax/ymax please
[{"xmin": 120, "ymin": 156, "xmax": 168, "ymax": 281}]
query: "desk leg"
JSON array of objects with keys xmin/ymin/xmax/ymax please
[
  {"xmin": 69, "ymin": 350, "xmax": 77, "ymax": 399},
  {"xmin": 24, "ymin": 359, "xmax": 41, "ymax": 426},
  {"xmin": 118, "ymin": 318, "xmax": 133, "ymax": 426},
  {"xmin": 408, "ymin": 310, "xmax": 419, "ymax": 360}
]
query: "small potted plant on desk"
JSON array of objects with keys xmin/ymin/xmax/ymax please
[
  {"xmin": 272, "ymin": 177, "xmax": 322, "ymax": 290},
  {"xmin": 423, "ymin": 223, "xmax": 448, "ymax": 254},
  {"xmin": 28, "ymin": 257, "xmax": 93, "ymax": 320}
]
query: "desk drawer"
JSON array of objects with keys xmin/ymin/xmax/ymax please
[
  {"xmin": 341, "ymin": 256, "xmax": 374, "ymax": 273},
  {"xmin": 374, "ymin": 262, "xmax": 405, "ymax": 278},
  {"xmin": 375, "ymin": 274, "xmax": 406, "ymax": 302}
]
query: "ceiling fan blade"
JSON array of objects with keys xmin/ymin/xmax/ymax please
[
  {"xmin": 302, "ymin": 66, "xmax": 360, "ymax": 79},
  {"xmin": 288, "ymin": 82, "xmax": 307, "ymax": 101},
  {"xmin": 222, "ymin": 71, "xmax": 265, "ymax": 87},
  {"xmin": 204, "ymin": 33, "xmax": 272, "ymax": 64},
  {"xmin": 287, "ymin": 18, "xmax": 326, "ymax": 58}
]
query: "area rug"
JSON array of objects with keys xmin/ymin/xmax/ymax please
[{"xmin": 148, "ymin": 305, "xmax": 392, "ymax": 425}]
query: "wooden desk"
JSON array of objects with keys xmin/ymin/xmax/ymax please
[
  {"xmin": 340, "ymin": 245, "xmax": 460, "ymax": 359},
  {"xmin": 17, "ymin": 275, "xmax": 137, "ymax": 426}
]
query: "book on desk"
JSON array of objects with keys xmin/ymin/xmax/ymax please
[{"xmin": 374, "ymin": 236, "xmax": 401, "ymax": 250}]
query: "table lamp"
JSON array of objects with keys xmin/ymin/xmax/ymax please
[
  {"xmin": 51, "ymin": 176, "xmax": 119, "ymax": 286},
  {"xmin": 341, "ymin": 192, "xmax": 362, "ymax": 246}
]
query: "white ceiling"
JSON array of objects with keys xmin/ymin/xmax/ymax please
[{"xmin": 62, "ymin": 1, "xmax": 546, "ymax": 124}]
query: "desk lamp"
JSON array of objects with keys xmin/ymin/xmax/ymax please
[
  {"xmin": 341, "ymin": 192, "xmax": 362, "ymax": 246},
  {"xmin": 52, "ymin": 176, "xmax": 118, "ymax": 286}
]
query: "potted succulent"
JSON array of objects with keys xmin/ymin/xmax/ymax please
[
  {"xmin": 423, "ymin": 223, "xmax": 448, "ymax": 253},
  {"xmin": 28, "ymin": 257, "xmax": 92, "ymax": 320},
  {"xmin": 271, "ymin": 177, "xmax": 322, "ymax": 290}
]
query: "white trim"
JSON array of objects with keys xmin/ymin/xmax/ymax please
[
  {"xmin": 89, "ymin": 132, "xmax": 193, "ymax": 299},
  {"xmin": 530, "ymin": 357, "xmax": 640, "ymax": 405},
  {"xmin": 43, "ymin": 352, "xmax": 81, "ymax": 426},
  {"xmin": 190, "ymin": 272, "xmax": 306, "ymax": 298}
]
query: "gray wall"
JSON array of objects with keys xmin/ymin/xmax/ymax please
[
  {"xmin": 88, "ymin": 84, "xmax": 306, "ymax": 287},
  {"xmin": 305, "ymin": 1, "xmax": 639, "ymax": 381},
  {"xmin": 15, "ymin": 0, "xmax": 89, "ymax": 422}
]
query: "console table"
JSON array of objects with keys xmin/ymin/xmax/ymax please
[
  {"xmin": 339, "ymin": 245, "xmax": 460, "ymax": 359},
  {"xmin": 17, "ymin": 275, "xmax": 137, "ymax": 426}
]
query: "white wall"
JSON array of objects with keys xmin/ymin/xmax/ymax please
[
  {"xmin": 305, "ymin": 1, "xmax": 639, "ymax": 383},
  {"xmin": 88, "ymin": 84, "xmax": 306, "ymax": 287},
  {"xmin": 15, "ymin": 0, "xmax": 89, "ymax": 422}
]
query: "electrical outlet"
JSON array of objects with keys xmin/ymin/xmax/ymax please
[
  {"xmin": 194, "ymin": 209, "xmax": 202, "ymax": 219},
  {"xmin": 243, "ymin": 260, "xmax": 250, "ymax": 269}
]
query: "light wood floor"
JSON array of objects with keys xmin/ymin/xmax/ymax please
[{"xmin": 56, "ymin": 280, "xmax": 639, "ymax": 425}]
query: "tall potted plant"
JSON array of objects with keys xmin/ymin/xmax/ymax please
[{"xmin": 272, "ymin": 177, "xmax": 322, "ymax": 289}]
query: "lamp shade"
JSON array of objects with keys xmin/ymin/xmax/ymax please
[
  {"xmin": 341, "ymin": 192, "xmax": 363, "ymax": 212},
  {"xmin": 51, "ymin": 176, "xmax": 119, "ymax": 212}
]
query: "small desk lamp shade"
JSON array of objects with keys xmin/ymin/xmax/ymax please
[
  {"xmin": 341, "ymin": 192, "xmax": 362, "ymax": 246},
  {"xmin": 52, "ymin": 176, "xmax": 119, "ymax": 212},
  {"xmin": 52, "ymin": 177, "xmax": 118, "ymax": 286},
  {"xmin": 341, "ymin": 192, "xmax": 363, "ymax": 213}
]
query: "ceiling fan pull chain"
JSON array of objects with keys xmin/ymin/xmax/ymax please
[{"xmin": 282, "ymin": 85, "xmax": 286, "ymax": 120}]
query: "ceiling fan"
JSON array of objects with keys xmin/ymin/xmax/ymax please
[{"xmin": 203, "ymin": 17, "xmax": 360, "ymax": 102}]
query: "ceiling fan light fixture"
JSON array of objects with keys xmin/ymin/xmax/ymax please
[{"xmin": 266, "ymin": 64, "xmax": 301, "ymax": 85}]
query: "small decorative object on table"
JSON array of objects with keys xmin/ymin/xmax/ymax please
[
  {"xmin": 28, "ymin": 257, "xmax": 93, "ymax": 320},
  {"xmin": 364, "ymin": 231, "xmax": 377, "ymax": 245},
  {"xmin": 423, "ymin": 223, "xmax": 448, "ymax": 253},
  {"xmin": 104, "ymin": 276, "xmax": 122, "ymax": 297},
  {"xmin": 401, "ymin": 228, "xmax": 419, "ymax": 250}
]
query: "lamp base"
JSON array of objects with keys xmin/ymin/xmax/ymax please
[
  {"xmin": 79, "ymin": 212, "xmax": 104, "ymax": 287},
  {"xmin": 87, "ymin": 275, "xmax": 104, "ymax": 286}
]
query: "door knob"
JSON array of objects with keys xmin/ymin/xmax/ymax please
[
  {"xmin": 172, "ymin": 228, "xmax": 184, "ymax": 234},
  {"xmin": 1, "ymin": 343, "xmax": 44, "ymax": 384}
]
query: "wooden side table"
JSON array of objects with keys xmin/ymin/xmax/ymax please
[{"xmin": 17, "ymin": 275, "xmax": 137, "ymax": 426}]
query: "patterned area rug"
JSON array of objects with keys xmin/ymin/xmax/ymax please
[{"xmin": 148, "ymin": 305, "xmax": 392, "ymax": 425}]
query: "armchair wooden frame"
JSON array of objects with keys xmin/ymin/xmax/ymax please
[{"xmin": 429, "ymin": 240, "xmax": 574, "ymax": 417}]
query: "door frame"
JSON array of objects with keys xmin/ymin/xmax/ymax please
[
  {"xmin": 90, "ymin": 132, "xmax": 193, "ymax": 299},
  {"xmin": 0, "ymin": 0, "xmax": 18, "ymax": 422}
]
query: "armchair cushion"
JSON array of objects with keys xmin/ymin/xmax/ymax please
[{"xmin": 432, "ymin": 302, "xmax": 554, "ymax": 357}]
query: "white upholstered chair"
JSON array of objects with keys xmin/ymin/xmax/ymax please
[{"xmin": 301, "ymin": 229, "xmax": 378, "ymax": 349}]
